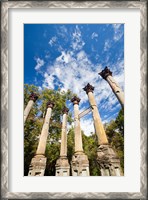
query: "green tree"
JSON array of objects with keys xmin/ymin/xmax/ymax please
[
  {"xmin": 105, "ymin": 109, "xmax": 124, "ymax": 172},
  {"xmin": 82, "ymin": 132, "xmax": 101, "ymax": 176}
]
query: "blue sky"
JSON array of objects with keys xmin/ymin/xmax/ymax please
[{"xmin": 24, "ymin": 24, "xmax": 124, "ymax": 136}]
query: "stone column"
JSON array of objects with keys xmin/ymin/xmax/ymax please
[
  {"xmin": 71, "ymin": 96, "xmax": 83, "ymax": 153},
  {"xmin": 60, "ymin": 107, "xmax": 69, "ymax": 157},
  {"xmin": 71, "ymin": 96, "xmax": 90, "ymax": 176},
  {"xmin": 99, "ymin": 66, "xmax": 124, "ymax": 108},
  {"xmin": 24, "ymin": 92, "xmax": 38, "ymax": 123},
  {"xmin": 83, "ymin": 83, "xmax": 108, "ymax": 146},
  {"xmin": 28, "ymin": 101, "xmax": 54, "ymax": 176},
  {"xmin": 83, "ymin": 83, "xmax": 121, "ymax": 176},
  {"xmin": 55, "ymin": 107, "xmax": 70, "ymax": 176}
]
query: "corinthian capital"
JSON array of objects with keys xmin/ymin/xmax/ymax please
[
  {"xmin": 29, "ymin": 92, "xmax": 38, "ymax": 102},
  {"xmin": 99, "ymin": 66, "xmax": 112, "ymax": 80},
  {"xmin": 46, "ymin": 101, "xmax": 55, "ymax": 109},
  {"xmin": 71, "ymin": 96, "xmax": 81, "ymax": 105},
  {"xmin": 83, "ymin": 83, "xmax": 94, "ymax": 94},
  {"xmin": 62, "ymin": 106, "xmax": 69, "ymax": 114}
]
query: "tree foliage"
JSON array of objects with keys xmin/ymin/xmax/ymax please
[{"xmin": 105, "ymin": 109, "xmax": 124, "ymax": 172}]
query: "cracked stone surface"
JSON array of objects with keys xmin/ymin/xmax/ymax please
[
  {"xmin": 55, "ymin": 156, "xmax": 70, "ymax": 176},
  {"xmin": 28, "ymin": 155, "xmax": 47, "ymax": 176},
  {"xmin": 71, "ymin": 153, "xmax": 90, "ymax": 176},
  {"xmin": 97, "ymin": 144, "xmax": 121, "ymax": 176}
]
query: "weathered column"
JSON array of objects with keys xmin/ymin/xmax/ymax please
[
  {"xmin": 99, "ymin": 66, "xmax": 124, "ymax": 108},
  {"xmin": 71, "ymin": 96, "xmax": 90, "ymax": 176},
  {"xmin": 24, "ymin": 92, "xmax": 38, "ymax": 123},
  {"xmin": 72, "ymin": 96, "xmax": 83, "ymax": 153},
  {"xmin": 55, "ymin": 107, "xmax": 70, "ymax": 176},
  {"xmin": 83, "ymin": 83, "xmax": 108, "ymax": 146},
  {"xmin": 83, "ymin": 83, "xmax": 121, "ymax": 176},
  {"xmin": 28, "ymin": 101, "xmax": 54, "ymax": 176}
]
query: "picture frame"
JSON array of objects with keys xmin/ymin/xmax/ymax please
[{"xmin": 1, "ymin": 0, "xmax": 147, "ymax": 199}]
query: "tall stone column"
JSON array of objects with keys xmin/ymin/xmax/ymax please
[
  {"xmin": 83, "ymin": 83, "xmax": 121, "ymax": 176},
  {"xmin": 55, "ymin": 107, "xmax": 70, "ymax": 176},
  {"xmin": 99, "ymin": 66, "xmax": 124, "ymax": 108},
  {"xmin": 24, "ymin": 92, "xmax": 38, "ymax": 123},
  {"xmin": 83, "ymin": 83, "xmax": 108, "ymax": 146},
  {"xmin": 28, "ymin": 101, "xmax": 54, "ymax": 176},
  {"xmin": 71, "ymin": 96, "xmax": 90, "ymax": 176}
]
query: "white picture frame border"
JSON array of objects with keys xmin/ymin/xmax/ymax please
[{"xmin": 1, "ymin": 1, "xmax": 147, "ymax": 199}]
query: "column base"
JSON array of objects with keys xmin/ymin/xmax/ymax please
[
  {"xmin": 55, "ymin": 156, "xmax": 70, "ymax": 176},
  {"xmin": 71, "ymin": 152, "xmax": 90, "ymax": 176},
  {"xmin": 28, "ymin": 155, "xmax": 47, "ymax": 176},
  {"xmin": 97, "ymin": 144, "xmax": 121, "ymax": 176}
]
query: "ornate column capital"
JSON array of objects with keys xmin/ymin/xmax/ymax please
[
  {"xmin": 62, "ymin": 106, "xmax": 69, "ymax": 114},
  {"xmin": 83, "ymin": 83, "xmax": 94, "ymax": 94},
  {"xmin": 71, "ymin": 96, "xmax": 81, "ymax": 105},
  {"xmin": 29, "ymin": 92, "xmax": 38, "ymax": 102},
  {"xmin": 46, "ymin": 101, "xmax": 55, "ymax": 109},
  {"xmin": 99, "ymin": 66, "xmax": 112, "ymax": 80}
]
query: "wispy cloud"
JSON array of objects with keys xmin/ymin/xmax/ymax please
[
  {"xmin": 48, "ymin": 36, "xmax": 57, "ymax": 46},
  {"xmin": 91, "ymin": 32, "xmax": 98, "ymax": 40},
  {"xmin": 112, "ymin": 24, "xmax": 123, "ymax": 41},
  {"xmin": 42, "ymin": 49, "xmax": 102, "ymax": 106},
  {"xmin": 80, "ymin": 115, "xmax": 94, "ymax": 136},
  {"xmin": 42, "ymin": 72, "xmax": 55, "ymax": 89},
  {"xmin": 56, "ymin": 25, "xmax": 68, "ymax": 38},
  {"xmin": 104, "ymin": 39, "xmax": 111, "ymax": 51},
  {"xmin": 71, "ymin": 25, "xmax": 85, "ymax": 51},
  {"xmin": 34, "ymin": 57, "xmax": 45, "ymax": 71}
]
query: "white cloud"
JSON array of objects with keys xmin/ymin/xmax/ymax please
[
  {"xmin": 58, "ymin": 25, "xmax": 68, "ymax": 36},
  {"xmin": 34, "ymin": 57, "xmax": 45, "ymax": 71},
  {"xmin": 42, "ymin": 72, "xmax": 55, "ymax": 89},
  {"xmin": 91, "ymin": 32, "xmax": 98, "ymax": 39},
  {"xmin": 112, "ymin": 24, "xmax": 123, "ymax": 41},
  {"xmin": 80, "ymin": 115, "xmax": 94, "ymax": 136},
  {"xmin": 48, "ymin": 36, "xmax": 57, "ymax": 46},
  {"xmin": 56, "ymin": 51, "xmax": 72, "ymax": 64},
  {"xmin": 104, "ymin": 39, "xmax": 111, "ymax": 51},
  {"xmin": 42, "ymin": 49, "xmax": 102, "ymax": 105},
  {"xmin": 71, "ymin": 25, "xmax": 85, "ymax": 51}
]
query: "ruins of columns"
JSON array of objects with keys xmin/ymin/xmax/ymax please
[
  {"xmin": 99, "ymin": 66, "xmax": 124, "ymax": 108},
  {"xmin": 28, "ymin": 101, "xmax": 54, "ymax": 176},
  {"xmin": 55, "ymin": 107, "xmax": 70, "ymax": 176},
  {"xmin": 24, "ymin": 92, "xmax": 38, "ymax": 123},
  {"xmin": 83, "ymin": 83, "xmax": 121, "ymax": 176},
  {"xmin": 25, "ymin": 69, "xmax": 124, "ymax": 176},
  {"xmin": 71, "ymin": 96, "xmax": 90, "ymax": 176}
]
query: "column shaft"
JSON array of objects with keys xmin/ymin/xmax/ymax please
[
  {"xmin": 87, "ymin": 92, "xmax": 108, "ymax": 145},
  {"xmin": 74, "ymin": 104, "xmax": 83, "ymax": 153},
  {"xmin": 24, "ymin": 100, "xmax": 34, "ymax": 123},
  {"xmin": 83, "ymin": 83, "xmax": 121, "ymax": 176},
  {"xmin": 60, "ymin": 113, "xmax": 67, "ymax": 157},
  {"xmin": 106, "ymin": 76, "xmax": 124, "ymax": 108},
  {"xmin": 99, "ymin": 67, "xmax": 124, "ymax": 108},
  {"xmin": 71, "ymin": 96, "xmax": 89, "ymax": 176},
  {"xmin": 55, "ymin": 108, "xmax": 70, "ymax": 176},
  {"xmin": 36, "ymin": 107, "xmax": 52, "ymax": 155}
]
